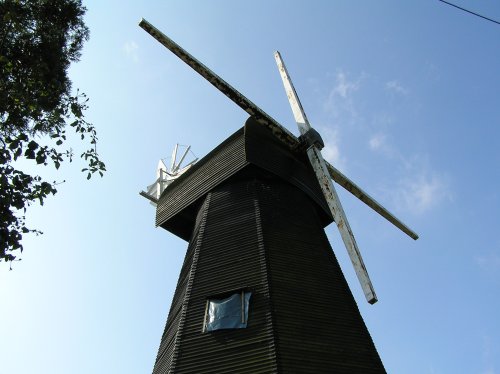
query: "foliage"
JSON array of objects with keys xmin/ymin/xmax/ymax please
[{"xmin": 0, "ymin": 0, "xmax": 105, "ymax": 265}]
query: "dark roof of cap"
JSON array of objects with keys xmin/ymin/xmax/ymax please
[{"xmin": 156, "ymin": 116, "xmax": 333, "ymax": 241}]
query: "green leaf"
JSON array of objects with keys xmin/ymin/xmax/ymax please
[
  {"xmin": 35, "ymin": 152, "xmax": 46, "ymax": 165},
  {"xmin": 27, "ymin": 141, "xmax": 39, "ymax": 150},
  {"xmin": 25, "ymin": 149, "xmax": 35, "ymax": 159},
  {"xmin": 8, "ymin": 140, "xmax": 19, "ymax": 150},
  {"xmin": 14, "ymin": 147, "xmax": 22, "ymax": 160}
]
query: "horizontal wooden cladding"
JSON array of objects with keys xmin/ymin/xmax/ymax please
[
  {"xmin": 153, "ymin": 180, "xmax": 278, "ymax": 373},
  {"xmin": 153, "ymin": 175, "xmax": 384, "ymax": 373},
  {"xmin": 156, "ymin": 128, "xmax": 248, "ymax": 240},
  {"xmin": 153, "ymin": 198, "xmax": 210, "ymax": 373},
  {"xmin": 256, "ymin": 180, "xmax": 386, "ymax": 373}
]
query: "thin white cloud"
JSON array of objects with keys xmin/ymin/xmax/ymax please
[
  {"xmin": 368, "ymin": 130, "xmax": 403, "ymax": 162},
  {"xmin": 123, "ymin": 41, "xmax": 139, "ymax": 62},
  {"xmin": 427, "ymin": 366, "xmax": 443, "ymax": 374},
  {"xmin": 475, "ymin": 253, "xmax": 500, "ymax": 273},
  {"xmin": 369, "ymin": 133, "xmax": 387, "ymax": 151},
  {"xmin": 319, "ymin": 71, "xmax": 449, "ymax": 217},
  {"xmin": 386, "ymin": 80, "xmax": 408, "ymax": 95},
  {"xmin": 323, "ymin": 70, "xmax": 364, "ymax": 120},
  {"xmin": 333, "ymin": 72, "xmax": 360, "ymax": 98},
  {"xmin": 318, "ymin": 127, "xmax": 347, "ymax": 171},
  {"xmin": 367, "ymin": 128, "xmax": 451, "ymax": 215},
  {"xmin": 322, "ymin": 143, "xmax": 341, "ymax": 165},
  {"xmin": 393, "ymin": 170, "xmax": 452, "ymax": 215},
  {"xmin": 480, "ymin": 335, "xmax": 497, "ymax": 374}
]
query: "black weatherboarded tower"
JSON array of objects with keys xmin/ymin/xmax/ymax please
[
  {"xmin": 151, "ymin": 118, "xmax": 386, "ymax": 373},
  {"xmin": 139, "ymin": 18, "xmax": 418, "ymax": 374}
]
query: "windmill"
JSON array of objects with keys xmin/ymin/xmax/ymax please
[
  {"xmin": 139, "ymin": 18, "xmax": 418, "ymax": 373},
  {"xmin": 141, "ymin": 144, "xmax": 198, "ymax": 206}
]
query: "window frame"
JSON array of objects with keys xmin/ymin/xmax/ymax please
[{"xmin": 202, "ymin": 288, "xmax": 252, "ymax": 333}]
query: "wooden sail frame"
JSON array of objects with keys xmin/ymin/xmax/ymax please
[{"xmin": 139, "ymin": 18, "xmax": 418, "ymax": 303}]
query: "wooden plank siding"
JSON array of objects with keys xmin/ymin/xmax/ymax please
[{"xmin": 152, "ymin": 116, "xmax": 386, "ymax": 373}]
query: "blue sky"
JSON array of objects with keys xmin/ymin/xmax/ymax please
[{"xmin": 1, "ymin": 1, "xmax": 500, "ymax": 373}]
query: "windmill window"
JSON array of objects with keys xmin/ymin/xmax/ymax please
[{"xmin": 203, "ymin": 290, "xmax": 252, "ymax": 332}]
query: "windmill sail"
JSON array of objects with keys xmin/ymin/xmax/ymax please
[
  {"xmin": 274, "ymin": 51, "xmax": 377, "ymax": 303},
  {"xmin": 140, "ymin": 144, "xmax": 198, "ymax": 206},
  {"xmin": 139, "ymin": 19, "xmax": 418, "ymax": 304},
  {"xmin": 138, "ymin": 18, "xmax": 417, "ymax": 244}
]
